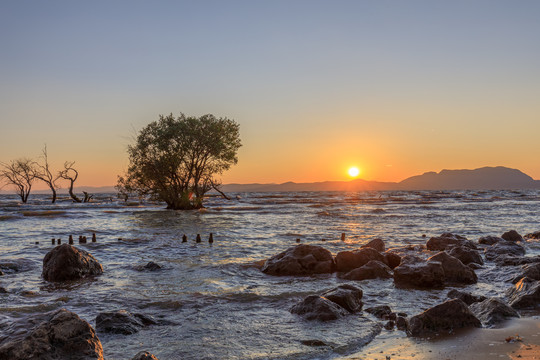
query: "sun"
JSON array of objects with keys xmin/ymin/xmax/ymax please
[{"xmin": 348, "ymin": 166, "xmax": 360, "ymax": 178}]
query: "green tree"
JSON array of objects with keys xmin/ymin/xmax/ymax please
[{"xmin": 117, "ymin": 113, "xmax": 241, "ymax": 209}]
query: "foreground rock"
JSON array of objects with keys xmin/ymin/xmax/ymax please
[
  {"xmin": 447, "ymin": 289, "xmax": 487, "ymax": 305},
  {"xmin": 96, "ymin": 310, "xmax": 157, "ymax": 335},
  {"xmin": 447, "ymin": 246, "xmax": 483, "ymax": 265},
  {"xmin": 514, "ymin": 263, "xmax": 540, "ymax": 282},
  {"xmin": 0, "ymin": 308, "xmax": 103, "ymax": 359},
  {"xmin": 320, "ymin": 284, "xmax": 363, "ymax": 313},
  {"xmin": 132, "ymin": 351, "xmax": 159, "ymax": 360},
  {"xmin": 428, "ymin": 252, "xmax": 477, "ymax": 284},
  {"xmin": 42, "ymin": 244, "xmax": 103, "ymax": 282},
  {"xmin": 290, "ymin": 295, "xmax": 349, "ymax": 321},
  {"xmin": 502, "ymin": 230, "xmax": 524, "ymax": 242},
  {"xmin": 335, "ymin": 248, "xmax": 384, "ymax": 273},
  {"xmin": 470, "ymin": 298, "xmax": 519, "ymax": 326},
  {"xmin": 393, "ymin": 255, "xmax": 445, "ymax": 288},
  {"xmin": 478, "ymin": 235, "xmax": 502, "ymax": 245},
  {"xmin": 341, "ymin": 260, "xmax": 393, "ymax": 281},
  {"xmin": 507, "ymin": 277, "xmax": 540, "ymax": 309},
  {"xmin": 407, "ymin": 299, "xmax": 481, "ymax": 337},
  {"xmin": 494, "ymin": 255, "xmax": 540, "ymax": 267},
  {"xmin": 262, "ymin": 245, "xmax": 334, "ymax": 276},
  {"xmin": 484, "ymin": 241, "xmax": 526, "ymax": 261},
  {"xmin": 426, "ymin": 233, "xmax": 476, "ymax": 251},
  {"xmin": 383, "ymin": 251, "xmax": 401, "ymax": 269}
]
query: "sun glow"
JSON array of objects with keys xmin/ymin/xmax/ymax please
[{"xmin": 348, "ymin": 166, "xmax": 360, "ymax": 178}]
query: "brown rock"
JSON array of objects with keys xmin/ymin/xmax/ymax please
[
  {"xmin": 407, "ymin": 299, "xmax": 481, "ymax": 337},
  {"xmin": 262, "ymin": 245, "xmax": 334, "ymax": 276},
  {"xmin": 290, "ymin": 295, "xmax": 349, "ymax": 321},
  {"xmin": 0, "ymin": 308, "xmax": 103, "ymax": 360},
  {"xmin": 361, "ymin": 238, "xmax": 385, "ymax": 252},
  {"xmin": 484, "ymin": 241, "xmax": 525, "ymax": 261},
  {"xmin": 132, "ymin": 351, "xmax": 159, "ymax": 360},
  {"xmin": 42, "ymin": 244, "xmax": 103, "ymax": 282},
  {"xmin": 469, "ymin": 298, "xmax": 519, "ymax": 326},
  {"xmin": 525, "ymin": 231, "xmax": 540, "ymax": 240},
  {"xmin": 96, "ymin": 310, "xmax": 157, "ymax": 335},
  {"xmin": 335, "ymin": 248, "xmax": 384, "ymax": 273},
  {"xmin": 502, "ymin": 230, "xmax": 523, "ymax": 242},
  {"xmin": 383, "ymin": 251, "xmax": 401, "ymax": 269},
  {"xmin": 478, "ymin": 235, "xmax": 502, "ymax": 245},
  {"xmin": 507, "ymin": 277, "xmax": 540, "ymax": 309},
  {"xmin": 426, "ymin": 233, "xmax": 477, "ymax": 251},
  {"xmin": 447, "ymin": 246, "xmax": 484, "ymax": 265},
  {"xmin": 393, "ymin": 255, "xmax": 445, "ymax": 288},
  {"xmin": 341, "ymin": 260, "xmax": 393, "ymax": 281},
  {"xmin": 447, "ymin": 289, "xmax": 487, "ymax": 305},
  {"xmin": 321, "ymin": 284, "xmax": 363, "ymax": 313},
  {"xmin": 428, "ymin": 252, "xmax": 477, "ymax": 285}
]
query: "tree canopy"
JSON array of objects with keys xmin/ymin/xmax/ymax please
[{"xmin": 117, "ymin": 113, "xmax": 241, "ymax": 209}]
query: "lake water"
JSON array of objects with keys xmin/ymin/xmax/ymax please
[{"xmin": 0, "ymin": 190, "xmax": 539, "ymax": 359}]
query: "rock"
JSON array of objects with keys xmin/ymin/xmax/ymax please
[
  {"xmin": 407, "ymin": 299, "xmax": 481, "ymax": 337},
  {"xmin": 447, "ymin": 289, "xmax": 487, "ymax": 305},
  {"xmin": 135, "ymin": 262, "xmax": 162, "ymax": 271},
  {"xmin": 518, "ymin": 263, "xmax": 540, "ymax": 281},
  {"xmin": 383, "ymin": 251, "xmax": 401, "ymax": 269},
  {"xmin": 132, "ymin": 351, "xmax": 159, "ymax": 360},
  {"xmin": 0, "ymin": 258, "xmax": 35, "ymax": 274},
  {"xmin": 507, "ymin": 277, "xmax": 540, "ymax": 309},
  {"xmin": 502, "ymin": 230, "xmax": 524, "ymax": 242},
  {"xmin": 262, "ymin": 245, "xmax": 335, "ymax": 276},
  {"xmin": 361, "ymin": 238, "xmax": 385, "ymax": 252},
  {"xmin": 469, "ymin": 298, "xmax": 519, "ymax": 326},
  {"xmin": 478, "ymin": 235, "xmax": 503, "ymax": 245},
  {"xmin": 484, "ymin": 241, "xmax": 526, "ymax": 261},
  {"xmin": 0, "ymin": 286, "xmax": 7, "ymax": 293},
  {"xmin": 384, "ymin": 320, "xmax": 395, "ymax": 330},
  {"xmin": 396, "ymin": 316, "xmax": 407, "ymax": 330},
  {"xmin": 290, "ymin": 295, "xmax": 349, "ymax": 321},
  {"xmin": 320, "ymin": 284, "xmax": 363, "ymax": 313},
  {"xmin": 426, "ymin": 233, "xmax": 477, "ymax": 251},
  {"xmin": 341, "ymin": 260, "xmax": 393, "ymax": 281},
  {"xmin": 0, "ymin": 308, "xmax": 103, "ymax": 359},
  {"xmin": 365, "ymin": 305, "xmax": 392, "ymax": 319},
  {"xmin": 0, "ymin": 270, "xmax": 3, "ymax": 276},
  {"xmin": 447, "ymin": 246, "xmax": 484, "ymax": 265},
  {"xmin": 393, "ymin": 255, "xmax": 445, "ymax": 288},
  {"xmin": 335, "ymin": 248, "xmax": 385, "ymax": 273},
  {"xmin": 495, "ymin": 255, "xmax": 540, "ymax": 267},
  {"xmin": 300, "ymin": 339, "xmax": 328, "ymax": 347},
  {"xmin": 428, "ymin": 252, "xmax": 477, "ymax": 285},
  {"xmin": 525, "ymin": 231, "xmax": 540, "ymax": 240},
  {"xmin": 96, "ymin": 310, "xmax": 157, "ymax": 335},
  {"xmin": 42, "ymin": 244, "xmax": 103, "ymax": 282},
  {"xmin": 468, "ymin": 263, "xmax": 483, "ymax": 270}
]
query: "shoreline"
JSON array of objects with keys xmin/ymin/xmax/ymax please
[{"xmin": 341, "ymin": 316, "xmax": 540, "ymax": 360}]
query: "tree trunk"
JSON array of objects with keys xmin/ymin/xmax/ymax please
[{"xmin": 68, "ymin": 180, "xmax": 82, "ymax": 203}]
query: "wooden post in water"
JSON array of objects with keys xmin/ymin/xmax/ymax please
[
  {"xmin": 209, "ymin": 233, "xmax": 213, "ymax": 243},
  {"xmin": 69, "ymin": 235, "xmax": 74, "ymax": 245},
  {"xmin": 182, "ymin": 234, "xmax": 187, "ymax": 242},
  {"xmin": 52, "ymin": 238, "xmax": 55, "ymax": 245},
  {"xmin": 296, "ymin": 238, "xmax": 301, "ymax": 243},
  {"xmin": 57, "ymin": 239, "xmax": 61, "ymax": 244},
  {"xmin": 196, "ymin": 234, "xmax": 201, "ymax": 243},
  {"xmin": 341, "ymin": 233, "xmax": 346, "ymax": 241},
  {"xmin": 92, "ymin": 233, "xmax": 96, "ymax": 242}
]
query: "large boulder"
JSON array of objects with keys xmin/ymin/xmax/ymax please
[
  {"xmin": 502, "ymin": 230, "xmax": 524, "ymax": 242},
  {"xmin": 96, "ymin": 310, "xmax": 157, "ymax": 335},
  {"xmin": 393, "ymin": 255, "xmax": 445, "ymax": 288},
  {"xmin": 132, "ymin": 352, "xmax": 159, "ymax": 360},
  {"xmin": 361, "ymin": 238, "xmax": 385, "ymax": 252},
  {"xmin": 428, "ymin": 252, "xmax": 477, "ymax": 285},
  {"xmin": 383, "ymin": 251, "xmax": 401, "ymax": 269},
  {"xmin": 335, "ymin": 248, "xmax": 384, "ymax": 273},
  {"xmin": 42, "ymin": 244, "xmax": 103, "ymax": 282},
  {"xmin": 484, "ymin": 241, "xmax": 526, "ymax": 261},
  {"xmin": 0, "ymin": 309, "xmax": 103, "ymax": 359},
  {"xmin": 507, "ymin": 277, "xmax": 540, "ymax": 309},
  {"xmin": 320, "ymin": 284, "xmax": 363, "ymax": 313},
  {"xmin": 469, "ymin": 298, "xmax": 519, "ymax": 327},
  {"xmin": 262, "ymin": 245, "xmax": 334, "ymax": 276},
  {"xmin": 407, "ymin": 299, "xmax": 481, "ymax": 337},
  {"xmin": 341, "ymin": 260, "xmax": 393, "ymax": 281},
  {"xmin": 426, "ymin": 233, "xmax": 476, "ymax": 251},
  {"xmin": 447, "ymin": 289, "xmax": 487, "ymax": 305},
  {"xmin": 290, "ymin": 295, "xmax": 349, "ymax": 321},
  {"xmin": 478, "ymin": 235, "xmax": 502, "ymax": 245},
  {"xmin": 447, "ymin": 246, "xmax": 483, "ymax": 266}
]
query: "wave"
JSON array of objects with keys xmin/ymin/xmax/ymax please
[{"xmin": 21, "ymin": 210, "xmax": 67, "ymax": 217}]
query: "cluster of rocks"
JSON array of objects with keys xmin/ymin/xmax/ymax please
[{"xmin": 0, "ymin": 244, "xmax": 161, "ymax": 360}]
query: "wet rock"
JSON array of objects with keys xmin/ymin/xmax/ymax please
[
  {"xmin": 383, "ymin": 251, "xmax": 401, "ymax": 269},
  {"xmin": 290, "ymin": 295, "xmax": 349, "ymax": 321},
  {"xmin": 135, "ymin": 261, "xmax": 162, "ymax": 271},
  {"xmin": 262, "ymin": 245, "xmax": 335, "ymax": 276},
  {"xmin": 335, "ymin": 248, "xmax": 385, "ymax": 273},
  {"xmin": 407, "ymin": 299, "xmax": 481, "ymax": 337},
  {"xmin": 0, "ymin": 270, "xmax": 3, "ymax": 276},
  {"xmin": 525, "ymin": 231, "xmax": 540, "ymax": 240},
  {"xmin": 507, "ymin": 277, "xmax": 540, "ymax": 309},
  {"xmin": 365, "ymin": 305, "xmax": 392, "ymax": 319},
  {"xmin": 42, "ymin": 244, "xmax": 103, "ymax": 282},
  {"xmin": 469, "ymin": 298, "xmax": 519, "ymax": 326},
  {"xmin": 468, "ymin": 263, "xmax": 483, "ymax": 270},
  {"xmin": 300, "ymin": 339, "xmax": 328, "ymax": 347},
  {"xmin": 478, "ymin": 235, "xmax": 503, "ymax": 245},
  {"xmin": 426, "ymin": 233, "xmax": 477, "ymax": 251},
  {"xmin": 484, "ymin": 241, "xmax": 526, "ymax": 261},
  {"xmin": 396, "ymin": 316, "xmax": 407, "ymax": 330},
  {"xmin": 132, "ymin": 351, "xmax": 159, "ymax": 360},
  {"xmin": 393, "ymin": 255, "xmax": 445, "ymax": 288},
  {"xmin": 0, "ymin": 308, "xmax": 103, "ymax": 360},
  {"xmin": 428, "ymin": 252, "xmax": 477, "ymax": 285},
  {"xmin": 502, "ymin": 230, "xmax": 524, "ymax": 242},
  {"xmin": 341, "ymin": 260, "xmax": 393, "ymax": 281},
  {"xmin": 495, "ymin": 255, "xmax": 540, "ymax": 267},
  {"xmin": 321, "ymin": 284, "xmax": 363, "ymax": 313},
  {"xmin": 447, "ymin": 289, "xmax": 487, "ymax": 305},
  {"xmin": 512, "ymin": 263, "xmax": 540, "ymax": 283},
  {"xmin": 384, "ymin": 320, "xmax": 395, "ymax": 330},
  {"xmin": 0, "ymin": 286, "xmax": 7, "ymax": 293},
  {"xmin": 96, "ymin": 310, "xmax": 157, "ymax": 335},
  {"xmin": 0, "ymin": 258, "xmax": 35, "ymax": 274},
  {"xmin": 361, "ymin": 238, "xmax": 385, "ymax": 252},
  {"xmin": 447, "ymin": 246, "xmax": 483, "ymax": 265}
]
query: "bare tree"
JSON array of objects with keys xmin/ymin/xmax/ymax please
[
  {"xmin": 59, "ymin": 161, "xmax": 81, "ymax": 202},
  {"xmin": 0, "ymin": 158, "xmax": 37, "ymax": 203},
  {"xmin": 35, "ymin": 145, "xmax": 60, "ymax": 203}
]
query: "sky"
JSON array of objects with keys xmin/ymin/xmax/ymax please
[{"xmin": 1, "ymin": 0, "xmax": 539, "ymax": 189}]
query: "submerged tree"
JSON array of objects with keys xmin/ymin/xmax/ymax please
[
  {"xmin": 0, "ymin": 158, "xmax": 37, "ymax": 203},
  {"xmin": 35, "ymin": 145, "xmax": 60, "ymax": 203},
  {"xmin": 58, "ymin": 161, "xmax": 92, "ymax": 203},
  {"xmin": 117, "ymin": 113, "xmax": 241, "ymax": 210}
]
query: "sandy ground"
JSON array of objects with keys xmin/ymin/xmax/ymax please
[{"xmin": 340, "ymin": 317, "xmax": 540, "ymax": 360}]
